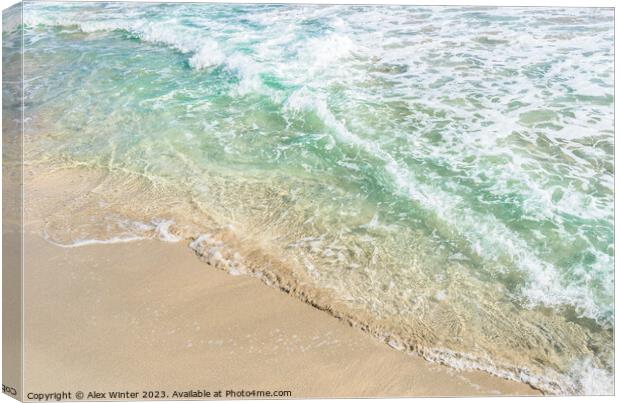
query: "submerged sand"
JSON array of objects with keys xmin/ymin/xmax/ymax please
[{"xmin": 18, "ymin": 166, "xmax": 540, "ymax": 398}]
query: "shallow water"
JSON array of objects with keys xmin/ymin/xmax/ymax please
[{"xmin": 8, "ymin": 1, "xmax": 614, "ymax": 394}]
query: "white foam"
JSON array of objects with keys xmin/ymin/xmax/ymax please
[
  {"xmin": 188, "ymin": 40, "xmax": 225, "ymax": 70},
  {"xmin": 188, "ymin": 233, "xmax": 248, "ymax": 276},
  {"xmin": 568, "ymin": 357, "xmax": 614, "ymax": 395},
  {"xmin": 225, "ymin": 53, "xmax": 263, "ymax": 95},
  {"xmin": 43, "ymin": 218, "xmax": 183, "ymax": 248},
  {"xmin": 301, "ymin": 33, "xmax": 357, "ymax": 68},
  {"xmin": 153, "ymin": 220, "xmax": 183, "ymax": 242},
  {"xmin": 44, "ymin": 235, "xmax": 147, "ymax": 248}
]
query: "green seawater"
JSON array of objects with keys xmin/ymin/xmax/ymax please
[{"xmin": 5, "ymin": 1, "xmax": 614, "ymax": 394}]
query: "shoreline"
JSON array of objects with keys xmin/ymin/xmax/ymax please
[{"xmin": 22, "ymin": 163, "xmax": 542, "ymax": 397}]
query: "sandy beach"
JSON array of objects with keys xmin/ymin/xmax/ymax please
[{"xmin": 19, "ymin": 167, "xmax": 539, "ymax": 398}]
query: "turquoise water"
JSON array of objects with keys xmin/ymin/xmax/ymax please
[{"xmin": 9, "ymin": 1, "xmax": 614, "ymax": 394}]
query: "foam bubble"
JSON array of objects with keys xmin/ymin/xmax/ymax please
[
  {"xmin": 153, "ymin": 220, "xmax": 183, "ymax": 242},
  {"xmin": 189, "ymin": 233, "xmax": 247, "ymax": 276},
  {"xmin": 188, "ymin": 40, "xmax": 225, "ymax": 70}
]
